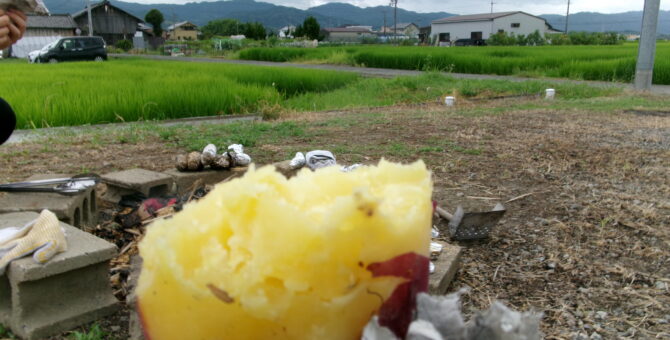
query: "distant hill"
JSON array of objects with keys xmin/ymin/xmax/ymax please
[
  {"xmin": 43, "ymin": 0, "xmax": 452, "ymax": 29},
  {"xmin": 43, "ymin": 0, "xmax": 350, "ymax": 28},
  {"xmin": 307, "ymin": 3, "xmax": 453, "ymax": 28},
  {"xmin": 541, "ymin": 11, "xmax": 670, "ymax": 34},
  {"xmin": 43, "ymin": 0, "xmax": 670, "ymax": 34}
]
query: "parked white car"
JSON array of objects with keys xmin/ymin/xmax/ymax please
[{"xmin": 28, "ymin": 41, "xmax": 57, "ymax": 63}]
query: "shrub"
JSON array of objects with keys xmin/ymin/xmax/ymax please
[{"xmin": 115, "ymin": 39, "xmax": 133, "ymax": 51}]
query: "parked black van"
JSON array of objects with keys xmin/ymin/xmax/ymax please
[{"xmin": 37, "ymin": 37, "xmax": 107, "ymax": 63}]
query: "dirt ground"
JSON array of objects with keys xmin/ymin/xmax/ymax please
[{"xmin": 1, "ymin": 97, "xmax": 669, "ymax": 339}]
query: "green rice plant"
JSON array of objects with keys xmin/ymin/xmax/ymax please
[
  {"xmin": 0, "ymin": 58, "xmax": 619, "ymax": 129},
  {"xmin": 236, "ymin": 42, "xmax": 670, "ymax": 84},
  {"xmin": 0, "ymin": 59, "xmax": 358, "ymax": 128}
]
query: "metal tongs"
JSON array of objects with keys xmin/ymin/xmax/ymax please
[{"xmin": 0, "ymin": 174, "xmax": 100, "ymax": 196}]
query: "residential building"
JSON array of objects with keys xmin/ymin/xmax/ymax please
[
  {"xmin": 72, "ymin": 0, "xmax": 144, "ymax": 45},
  {"xmin": 278, "ymin": 25, "xmax": 296, "ymax": 39},
  {"xmin": 321, "ymin": 27, "xmax": 375, "ymax": 42},
  {"xmin": 166, "ymin": 21, "xmax": 199, "ymax": 41},
  {"xmin": 10, "ymin": 14, "xmax": 77, "ymax": 58},
  {"xmin": 431, "ymin": 11, "xmax": 561, "ymax": 44},
  {"xmin": 380, "ymin": 23, "xmax": 418, "ymax": 38}
]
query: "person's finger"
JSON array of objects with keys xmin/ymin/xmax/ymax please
[
  {"xmin": 8, "ymin": 9, "xmax": 26, "ymax": 21},
  {"xmin": 7, "ymin": 23, "xmax": 20, "ymax": 43},
  {"xmin": 0, "ymin": 9, "xmax": 5, "ymax": 16},
  {"xmin": 0, "ymin": 14, "xmax": 9, "ymax": 27},
  {"xmin": 7, "ymin": 11, "xmax": 26, "ymax": 31},
  {"xmin": 0, "ymin": 35, "xmax": 10, "ymax": 50}
]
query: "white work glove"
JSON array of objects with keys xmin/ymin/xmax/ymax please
[{"xmin": 0, "ymin": 210, "xmax": 67, "ymax": 275}]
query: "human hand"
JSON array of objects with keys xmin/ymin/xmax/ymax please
[{"xmin": 0, "ymin": 9, "xmax": 26, "ymax": 49}]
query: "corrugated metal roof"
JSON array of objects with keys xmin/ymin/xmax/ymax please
[
  {"xmin": 27, "ymin": 15, "xmax": 76, "ymax": 29},
  {"xmin": 394, "ymin": 23, "xmax": 416, "ymax": 29},
  {"xmin": 324, "ymin": 27, "xmax": 372, "ymax": 33},
  {"xmin": 72, "ymin": 0, "xmax": 143, "ymax": 22},
  {"xmin": 432, "ymin": 11, "xmax": 520, "ymax": 24}
]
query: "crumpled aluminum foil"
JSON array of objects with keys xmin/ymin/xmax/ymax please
[
  {"xmin": 200, "ymin": 144, "xmax": 217, "ymax": 166},
  {"xmin": 227, "ymin": 144, "xmax": 252, "ymax": 167},
  {"xmin": 0, "ymin": 0, "xmax": 49, "ymax": 14},
  {"xmin": 289, "ymin": 152, "xmax": 306, "ymax": 170},
  {"xmin": 341, "ymin": 163, "xmax": 363, "ymax": 172},
  {"xmin": 362, "ymin": 289, "xmax": 542, "ymax": 340},
  {"xmin": 306, "ymin": 150, "xmax": 337, "ymax": 170}
]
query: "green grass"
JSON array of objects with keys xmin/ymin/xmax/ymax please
[
  {"xmin": 69, "ymin": 324, "xmax": 105, "ymax": 340},
  {"xmin": 284, "ymin": 72, "xmax": 620, "ymax": 112},
  {"xmin": 86, "ymin": 120, "xmax": 309, "ymax": 152},
  {"xmin": 0, "ymin": 59, "xmax": 619, "ymax": 128},
  {"xmin": 0, "ymin": 324, "xmax": 15, "ymax": 339},
  {"xmin": 0, "ymin": 59, "xmax": 358, "ymax": 128},
  {"xmin": 238, "ymin": 42, "xmax": 670, "ymax": 85}
]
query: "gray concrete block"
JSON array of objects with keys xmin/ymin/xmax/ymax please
[
  {"xmin": 429, "ymin": 242, "xmax": 462, "ymax": 295},
  {"xmin": 0, "ymin": 271, "xmax": 9, "ymax": 326},
  {"xmin": 101, "ymin": 169, "xmax": 173, "ymax": 203},
  {"xmin": 0, "ymin": 174, "xmax": 97, "ymax": 228},
  {"xmin": 127, "ymin": 255, "xmax": 145, "ymax": 340},
  {"xmin": 163, "ymin": 168, "xmax": 247, "ymax": 195},
  {"xmin": 0, "ymin": 212, "xmax": 119, "ymax": 340}
]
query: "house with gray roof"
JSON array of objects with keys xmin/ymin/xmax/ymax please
[
  {"xmin": 382, "ymin": 23, "xmax": 419, "ymax": 38},
  {"xmin": 72, "ymin": 0, "xmax": 144, "ymax": 45},
  {"xmin": 321, "ymin": 27, "xmax": 375, "ymax": 42},
  {"xmin": 431, "ymin": 11, "xmax": 561, "ymax": 45}
]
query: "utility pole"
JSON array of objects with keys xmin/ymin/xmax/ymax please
[
  {"xmin": 390, "ymin": 0, "xmax": 397, "ymax": 45},
  {"xmin": 490, "ymin": 1, "xmax": 496, "ymax": 37},
  {"xmin": 634, "ymin": 0, "xmax": 661, "ymax": 90},
  {"xmin": 564, "ymin": 0, "xmax": 570, "ymax": 34},
  {"xmin": 383, "ymin": 10, "xmax": 387, "ymax": 39},
  {"xmin": 85, "ymin": 0, "xmax": 93, "ymax": 36}
]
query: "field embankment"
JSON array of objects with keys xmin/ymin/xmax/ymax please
[{"xmin": 238, "ymin": 43, "xmax": 670, "ymax": 85}]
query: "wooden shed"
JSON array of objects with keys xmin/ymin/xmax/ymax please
[{"xmin": 72, "ymin": 0, "xmax": 143, "ymax": 45}]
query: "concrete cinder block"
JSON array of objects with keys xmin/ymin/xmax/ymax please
[
  {"xmin": 429, "ymin": 242, "xmax": 462, "ymax": 295},
  {"xmin": 0, "ymin": 174, "xmax": 97, "ymax": 228},
  {"xmin": 163, "ymin": 168, "xmax": 247, "ymax": 195},
  {"xmin": 0, "ymin": 212, "xmax": 119, "ymax": 340},
  {"xmin": 127, "ymin": 255, "xmax": 145, "ymax": 340},
  {"xmin": 101, "ymin": 169, "xmax": 173, "ymax": 203}
]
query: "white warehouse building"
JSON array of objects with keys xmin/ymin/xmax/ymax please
[{"xmin": 431, "ymin": 11, "xmax": 561, "ymax": 44}]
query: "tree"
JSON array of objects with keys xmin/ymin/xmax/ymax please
[
  {"xmin": 202, "ymin": 19, "xmax": 242, "ymax": 38},
  {"xmin": 243, "ymin": 22, "xmax": 267, "ymax": 40},
  {"xmin": 301, "ymin": 16, "xmax": 321, "ymax": 40},
  {"xmin": 145, "ymin": 9, "xmax": 164, "ymax": 37},
  {"xmin": 294, "ymin": 24, "xmax": 304, "ymax": 38}
]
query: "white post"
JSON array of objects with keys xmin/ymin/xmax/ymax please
[
  {"xmin": 85, "ymin": 0, "xmax": 93, "ymax": 37},
  {"xmin": 564, "ymin": 0, "xmax": 570, "ymax": 34},
  {"xmin": 634, "ymin": 0, "xmax": 661, "ymax": 91}
]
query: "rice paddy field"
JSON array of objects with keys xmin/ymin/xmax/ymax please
[
  {"xmin": 0, "ymin": 58, "xmax": 616, "ymax": 128},
  {"xmin": 238, "ymin": 42, "xmax": 670, "ymax": 85}
]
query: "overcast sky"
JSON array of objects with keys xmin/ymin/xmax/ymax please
[{"xmin": 127, "ymin": 0, "xmax": 667, "ymax": 15}]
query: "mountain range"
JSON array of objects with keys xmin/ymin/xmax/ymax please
[{"xmin": 43, "ymin": 0, "xmax": 670, "ymax": 34}]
